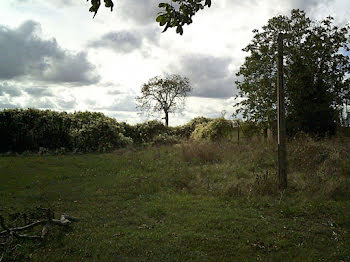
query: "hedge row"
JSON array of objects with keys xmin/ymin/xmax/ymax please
[
  {"xmin": 0, "ymin": 109, "xmax": 133, "ymax": 153},
  {"xmin": 0, "ymin": 109, "xmax": 261, "ymax": 153}
]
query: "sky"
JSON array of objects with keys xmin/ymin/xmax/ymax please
[{"xmin": 0, "ymin": 0, "xmax": 349, "ymax": 126}]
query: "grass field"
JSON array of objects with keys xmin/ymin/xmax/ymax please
[{"xmin": 1, "ymin": 139, "xmax": 350, "ymax": 261}]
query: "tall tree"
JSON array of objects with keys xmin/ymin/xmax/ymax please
[
  {"xmin": 136, "ymin": 75, "xmax": 192, "ymax": 126},
  {"xmin": 235, "ymin": 9, "xmax": 350, "ymax": 137},
  {"xmin": 86, "ymin": 0, "xmax": 211, "ymax": 35}
]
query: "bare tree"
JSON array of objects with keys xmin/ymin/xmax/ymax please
[{"xmin": 136, "ymin": 75, "xmax": 192, "ymax": 126}]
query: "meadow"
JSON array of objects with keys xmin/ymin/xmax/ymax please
[{"xmin": 1, "ymin": 137, "xmax": 350, "ymax": 261}]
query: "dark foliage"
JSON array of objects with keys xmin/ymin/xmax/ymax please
[
  {"xmin": 0, "ymin": 109, "xmax": 131, "ymax": 153},
  {"xmin": 235, "ymin": 9, "xmax": 350, "ymax": 137}
]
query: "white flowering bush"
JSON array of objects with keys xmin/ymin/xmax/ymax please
[
  {"xmin": 151, "ymin": 133, "xmax": 179, "ymax": 145},
  {"xmin": 131, "ymin": 120, "xmax": 172, "ymax": 144},
  {"xmin": 191, "ymin": 118, "xmax": 234, "ymax": 141},
  {"xmin": 174, "ymin": 117, "xmax": 212, "ymax": 138}
]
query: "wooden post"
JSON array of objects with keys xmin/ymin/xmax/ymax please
[
  {"xmin": 277, "ymin": 33, "xmax": 287, "ymax": 189},
  {"xmin": 237, "ymin": 121, "xmax": 240, "ymax": 145}
]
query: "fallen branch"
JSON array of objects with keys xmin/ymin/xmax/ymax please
[
  {"xmin": 0, "ymin": 220, "xmax": 46, "ymax": 235},
  {"xmin": 0, "ymin": 208, "xmax": 79, "ymax": 261}
]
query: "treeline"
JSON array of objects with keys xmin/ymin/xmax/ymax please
[{"xmin": 0, "ymin": 109, "xmax": 254, "ymax": 154}]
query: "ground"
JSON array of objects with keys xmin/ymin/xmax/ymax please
[{"xmin": 1, "ymin": 140, "xmax": 350, "ymax": 261}]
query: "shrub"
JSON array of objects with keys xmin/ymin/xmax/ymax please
[
  {"xmin": 0, "ymin": 109, "xmax": 133, "ymax": 153},
  {"xmin": 240, "ymin": 120, "xmax": 261, "ymax": 139},
  {"xmin": 174, "ymin": 117, "xmax": 212, "ymax": 138},
  {"xmin": 0, "ymin": 109, "xmax": 72, "ymax": 153},
  {"xmin": 69, "ymin": 112, "xmax": 131, "ymax": 152},
  {"xmin": 191, "ymin": 118, "xmax": 234, "ymax": 141},
  {"xmin": 133, "ymin": 120, "xmax": 172, "ymax": 144},
  {"xmin": 152, "ymin": 134, "xmax": 179, "ymax": 146}
]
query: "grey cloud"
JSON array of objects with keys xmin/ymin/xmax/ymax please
[
  {"xmin": 290, "ymin": 0, "xmax": 334, "ymax": 11},
  {"xmin": 107, "ymin": 89, "xmax": 124, "ymax": 95},
  {"xmin": 107, "ymin": 111, "xmax": 141, "ymax": 124},
  {"xmin": 84, "ymin": 99, "xmax": 97, "ymax": 106},
  {"xmin": 25, "ymin": 87, "xmax": 53, "ymax": 97},
  {"xmin": 0, "ymin": 83, "xmax": 22, "ymax": 97},
  {"xmin": 22, "ymin": 95, "xmax": 76, "ymax": 111},
  {"xmin": 27, "ymin": 98, "xmax": 56, "ymax": 109},
  {"xmin": 88, "ymin": 27, "xmax": 160, "ymax": 54},
  {"xmin": 99, "ymin": 83, "xmax": 125, "ymax": 95},
  {"xmin": 142, "ymin": 26, "xmax": 162, "ymax": 46},
  {"xmin": 55, "ymin": 97, "xmax": 77, "ymax": 110},
  {"xmin": 224, "ymin": 0, "xmax": 334, "ymax": 11},
  {"xmin": 118, "ymin": 0, "xmax": 161, "ymax": 25},
  {"xmin": 100, "ymin": 82, "xmax": 119, "ymax": 87},
  {"xmin": 0, "ymin": 103, "xmax": 19, "ymax": 109},
  {"xmin": 0, "ymin": 96, "xmax": 20, "ymax": 109},
  {"xmin": 172, "ymin": 54, "xmax": 235, "ymax": 99},
  {"xmin": 88, "ymin": 31, "xmax": 142, "ymax": 53},
  {"xmin": 0, "ymin": 20, "xmax": 100, "ymax": 85},
  {"xmin": 95, "ymin": 95, "xmax": 136, "ymax": 112},
  {"xmin": 42, "ymin": 52, "xmax": 100, "ymax": 84},
  {"xmin": 13, "ymin": 0, "xmax": 73, "ymax": 6}
]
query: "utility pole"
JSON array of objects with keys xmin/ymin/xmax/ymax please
[
  {"xmin": 277, "ymin": 33, "xmax": 287, "ymax": 189},
  {"xmin": 237, "ymin": 120, "xmax": 240, "ymax": 145}
]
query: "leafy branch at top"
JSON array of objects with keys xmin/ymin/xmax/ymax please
[
  {"xmin": 87, "ymin": 0, "xmax": 114, "ymax": 18},
  {"xmin": 86, "ymin": 0, "xmax": 211, "ymax": 34},
  {"xmin": 156, "ymin": 0, "xmax": 212, "ymax": 35}
]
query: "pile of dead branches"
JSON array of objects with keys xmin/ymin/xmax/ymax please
[{"xmin": 0, "ymin": 208, "xmax": 79, "ymax": 261}]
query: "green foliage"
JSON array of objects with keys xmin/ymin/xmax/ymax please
[
  {"xmin": 174, "ymin": 116, "xmax": 212, "ymax": 138},
  {"xmin": 0, "ymin": 109, "xmax": 217, "ymax": 152},
  {"xmin": 152, "ymin": 133, "xmax": 179, "ymax": 146},
  {"xmin": 0, "ymin": 109, "xmax": 131, "ymax": 153},
  {"xmin": 87, "ymin": 0, "xmax": 114, "ymax": 18},
  {"xmin": 240, "ymin": 120, "xmax": 262, "ymax": 138},
  {"xmin": 131, "ymin": 120, "xmax": 172, "ymax": 145},
  {"xmin": 87, "ymin": 0, "xmax": 211, "ymax": 35},
  {"xmin": 235, "ymin": 9, "xmax": 350, "ymax": 137},
  {"xmin": 190, "ymin": 118, "xmax": 234, "ymax": 141},
  {"xmin": 69, "ymin": 111, "xmax": 132, "ymax": 152},
  {"xmin": 156, "ymin": 0, "xmax": 211, "ymax": 35},
  {"xmin": 0, "ymin": 109, "xmax": 72, "ymax": 153}
]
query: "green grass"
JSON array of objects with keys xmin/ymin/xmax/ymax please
[{"xmin": 1, "ymin": 140, "xmax": 350, "ymax": 261}]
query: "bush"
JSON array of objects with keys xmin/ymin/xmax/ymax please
[
  {"xmin": 132, "ymin": 120, "xmax": 172, "ymax": 144},
  {"xmin": 240, "ymin": 120, "xmax": 261, "ymax": 139},
  {"xmin": 0, "ymin": 109, "xmax": 133, "ymax": 153},
  {"xmin": 152, "ymin": 134, "xmax": 179, "ymax": 146},
  {"xmin": 70, "ymin": 112, "xmax": 131, "ymax": 152},
  {"xmin": 174, "ymin": 117, "xmax": 212, "ymax": 138},
  {"xmin": 0, "ymin": 109, "xmax": 72, "ymax": 153},
  {"xmin": 191, "ymin": 118, "xmax": 234, "ymax": 141}
]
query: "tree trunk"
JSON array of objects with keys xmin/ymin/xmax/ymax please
[
  {"xmin": 165, "ymin": 111, "xmax": 169, "ymax": 126},
  {"xmin": 277, "ymin": 33, "xmax": 287, "ymax": 189}
]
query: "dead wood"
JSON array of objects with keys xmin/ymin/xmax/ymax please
[{"xmin": 0, "ymin": 208, "xmax": 79, "ymax": 261}]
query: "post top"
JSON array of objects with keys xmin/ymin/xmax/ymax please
[{"xmin": 277, "ymin": 33, "xmax": 285, "ymax": 40}]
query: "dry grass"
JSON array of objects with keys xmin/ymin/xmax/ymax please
[
  {"xmin": 179, "ymin": 141, "xmax": 225, "ymax": 164},
  {"xmin": 176, "ymin": 137, "xmax": 350, "ymax": 200}
]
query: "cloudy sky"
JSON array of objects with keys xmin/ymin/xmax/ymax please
[{"xmin": 0, "ymin": 0, "xmax": 349, "ymax": 125}]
